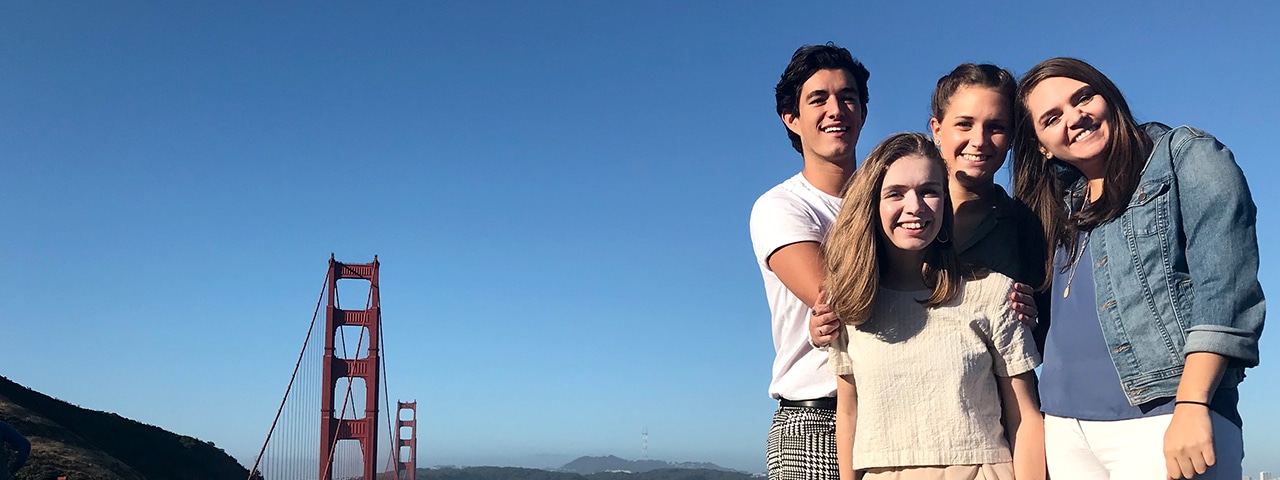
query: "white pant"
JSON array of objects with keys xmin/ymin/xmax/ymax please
[{"xmin": 1044, "ymin": 412, "xmax": 1242, "ymax": 480}]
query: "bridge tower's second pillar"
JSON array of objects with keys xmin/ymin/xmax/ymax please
[{"xmin": 396, "ymin": 401, "xmax": 418, "ymax": 480}]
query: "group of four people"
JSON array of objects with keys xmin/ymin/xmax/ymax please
[{"xmin": 749, "ymin": 44, "xmax": 1263, "ymax": 480}]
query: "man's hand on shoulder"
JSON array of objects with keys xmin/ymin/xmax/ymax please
[
  {"xmin": 1010, "ymin": 282, "xmax": 1038, "ymax": 327},
  {"xmin": 808, "ymin": 291, "xmax": 841, "ymax": 348}
]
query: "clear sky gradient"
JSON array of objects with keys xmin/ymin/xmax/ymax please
[{"xmin": 3, "ymin": 1, "xmax": 1279, "ymax": 474}]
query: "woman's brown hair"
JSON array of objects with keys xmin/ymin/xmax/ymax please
[
  {"xmin": 931, "ymin": 63, "xmax": 1016, "ymax": 123},
  {"xmin": 823, "ymin": 132, "xmax": 972, "ymax": 325},
  {"xmin": 1011, "ymin": 57, "xmax": 1153, "ymax": 287}
]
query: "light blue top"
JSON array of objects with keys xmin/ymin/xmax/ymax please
[{"xmin": 1039, "ymin": 233, "xmax": 1240, "ymax": 427}]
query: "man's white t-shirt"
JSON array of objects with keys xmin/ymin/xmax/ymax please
[{"xmin": 749, "ymin": 172, "xmax": 842, "ymax": 401}]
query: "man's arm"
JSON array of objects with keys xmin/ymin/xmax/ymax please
[
  {"xmin": 770, "ymin": 241, "xmax": 845, "ymax": 348},
  {"xmin": 766, "ymin": 241, "xmax": 825, "ymax": 308}
]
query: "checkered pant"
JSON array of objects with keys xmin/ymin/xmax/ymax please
[{"xmin": 767, "ymin": 406, "xmax": 839, "ymax": 480}]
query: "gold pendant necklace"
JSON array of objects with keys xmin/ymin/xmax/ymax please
[
  {"xmin": 1062, "ymin": 233, "xmax": 1090, "ymax": 298},
  {"xmin": 1063, "ymin": 181, "xmax": 1094, "ymax": 298}
]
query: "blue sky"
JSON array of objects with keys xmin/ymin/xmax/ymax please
[{"xmin": 2, "ymin": 1, "xmax": 1279, "ymax": 475}]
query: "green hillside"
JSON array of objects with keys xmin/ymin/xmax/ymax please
[{"xmin": 0, "ymin": 375, "xmax": 251, "ymax": 480}]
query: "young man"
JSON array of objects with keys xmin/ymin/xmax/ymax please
[{"xmin": 749, "ymin": 43, "xmax": 869, "ymax": 480}]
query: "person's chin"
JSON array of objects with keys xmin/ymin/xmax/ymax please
[{"xmin": 957, "ymin": 169, "xmax": 996, "ymax": 185}]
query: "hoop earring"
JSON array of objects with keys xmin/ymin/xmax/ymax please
[{"xmin": 935, "ymin": 229, "xmax": 951, "ymax": 244}]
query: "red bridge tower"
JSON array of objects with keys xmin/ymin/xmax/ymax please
[
  {"xmin": 319, "ymin": 256, "xmax": 381, "ymax": 480},
  {"xmin": 396, "ymin": 401, "xmax": 418, "ymax": 480}
]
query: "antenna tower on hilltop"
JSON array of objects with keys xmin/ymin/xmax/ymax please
[{"xmin": 642, "ymin": 427, "xmax": 648, "ymax": 459}]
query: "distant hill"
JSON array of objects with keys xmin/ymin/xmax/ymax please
[
  {"xmin": 0, "ymin": 375, "xmax": 251, "ymax": 480},
  {"xmin": 561, "ymin": 455, "xmax": 738, "ymax": 475},
  {"xmin": 377, "ymin": 466, "xmax": 757, "ymax": 480},
  {"xmin": 588, "ymin": 469, "xmax": 757, "ymax": 480},
  {"xmin": 381, "ymin": 466, "xmax": 581, "ymax": 480}
]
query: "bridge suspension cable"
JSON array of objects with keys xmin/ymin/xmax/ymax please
[
  {"xmin": 246, "ymin": 256, "xmax": 413, "ymax": 480},
  {"xmin": 247, "ymin": 267, "xmax": 329, "ymax": 480}
]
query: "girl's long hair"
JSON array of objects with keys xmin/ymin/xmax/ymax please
[
  {"xmin": 1011, "ymin": 58, "xmax": 1152, "ymax": 286},
  {"xmin": 823, "ymin": 132, "xmax": 971, "ymax": 325}
]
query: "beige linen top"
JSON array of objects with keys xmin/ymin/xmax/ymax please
[{"xmin": 827, "ymin": 273, "xmax": 1040, "ymax": 470}]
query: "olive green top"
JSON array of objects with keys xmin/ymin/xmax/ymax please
[{"xmin": 954, "ymin": 185, "xmax": 1049, "ymax": 350}]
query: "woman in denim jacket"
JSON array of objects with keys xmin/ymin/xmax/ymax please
[{"xmin": 1012, "ymin": 57, "xmax": 1263, "ymax": 480}]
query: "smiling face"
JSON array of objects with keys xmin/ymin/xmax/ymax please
[
  {"xmin": 782, "ymin": 68, "xmax": 865, "ymax": 166},
  {"xmin": 877, "ymin": 154, "xmax": 947, "ymax": 259},
  {"xmin": 930, "ymin": 86, "xmax": 1011, "ymax": 188},
  {"xmin": 1024, "ymin": 76, "xmax": 1113, "ymax": 177}
]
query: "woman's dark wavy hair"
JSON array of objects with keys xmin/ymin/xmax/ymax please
[
  {"xmin": 775, "ymin": 42, "xmax": 870, "ymax": 154},
  {"xmin": 931, "ymin": 63, "xmax": 1016, "ymax": 122},
  {"xmin": 1011, "ymin": 57, "xmax": 1153, "ymax": 288}
]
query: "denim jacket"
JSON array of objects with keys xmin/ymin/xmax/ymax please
[{"xmin": 1075, "ymin": 123, "xmax": 1264, "ymax": 406}]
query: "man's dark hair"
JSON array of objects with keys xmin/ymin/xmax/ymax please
[{"xmin": 775, "ymin": 42, "xmax": 870, "ymax": 154}]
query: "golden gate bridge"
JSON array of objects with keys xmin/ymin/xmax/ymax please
[{"xmin": 246, "ymin": 256, "xmax": 417, "ymax": 480}]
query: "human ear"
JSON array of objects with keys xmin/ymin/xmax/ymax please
[{"xmin": 781, "ymin": 112, "xmax": 801, "ymax": 136}]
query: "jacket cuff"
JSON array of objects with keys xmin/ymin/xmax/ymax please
[{"xmin": 1184, "ymin": 325, "xmax": 1259, "ymax": 367}]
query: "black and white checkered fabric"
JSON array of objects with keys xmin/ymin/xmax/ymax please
[{"xmin": 766, "ymin": 406, "xmax": 839, "ymax": 480}]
